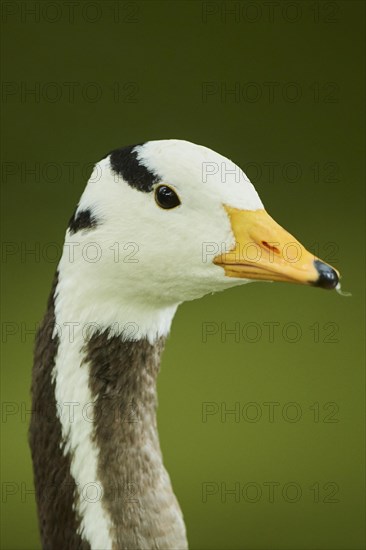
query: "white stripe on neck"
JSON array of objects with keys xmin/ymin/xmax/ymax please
[{"xmin": 51, "ymin": 267, "xmax": 178, "ymax": 548}]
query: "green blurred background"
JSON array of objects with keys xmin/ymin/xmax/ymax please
[{"xmin": 1, "ymin": 1, "xmax": 365, "ymax": 548}]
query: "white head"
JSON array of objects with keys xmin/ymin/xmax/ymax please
[{"xmin": 57, "ymin": 139, "xmax": 339, "ymax": 341}]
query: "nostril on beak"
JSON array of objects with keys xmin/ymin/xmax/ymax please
[
  {"xmin": 313, "ymin": 260, "xmax": 339, "ymax": 290},
  {"xmin": 261, "ymin": 241, "xmax": 280, "ymax": 255}
]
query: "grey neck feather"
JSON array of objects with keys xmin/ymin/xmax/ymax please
[
  {"xmin": 85, "ymin": 330, "xmax": 187, "ymax": 549},
  {"xmin": 30, "ymin": 274, "xmax": 188, "ymax": 550},
  {"xmin": 29, "ymin": 273, "xmax": 90, "ymax": 549}
]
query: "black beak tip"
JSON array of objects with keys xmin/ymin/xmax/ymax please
[{"xmin": 313, "ymin": 260, "xmax": 339, "ymax": 290}]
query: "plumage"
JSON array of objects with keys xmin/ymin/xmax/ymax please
[{"xmin": 29, "ymin": 139, "xmax": 340, "ymax": 549}]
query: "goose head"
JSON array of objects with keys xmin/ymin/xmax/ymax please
[{"xmin": 62, "ymin": 139, "xmax": 339, "ymax": 337}]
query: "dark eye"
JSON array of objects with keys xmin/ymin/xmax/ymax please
[{"xmin": 155, "ymin": 185, "xmax": 181, "ymax": 209}]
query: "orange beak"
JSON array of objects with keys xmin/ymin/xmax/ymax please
[{"xmin": 214, "ymin": 206, "xmax": 340, "ymax": 289}]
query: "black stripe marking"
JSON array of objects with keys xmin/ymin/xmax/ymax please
[
  {"xmin": 68, "ymin": 208, "xmax": 98, "ymax": 235},
  {"xmin": 29, "ymin": 272, "xmax": 90, "ymax": 550},
  {"xmin": 109, "ymin": 144, "xmax": 160, "ymax": 192}
]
